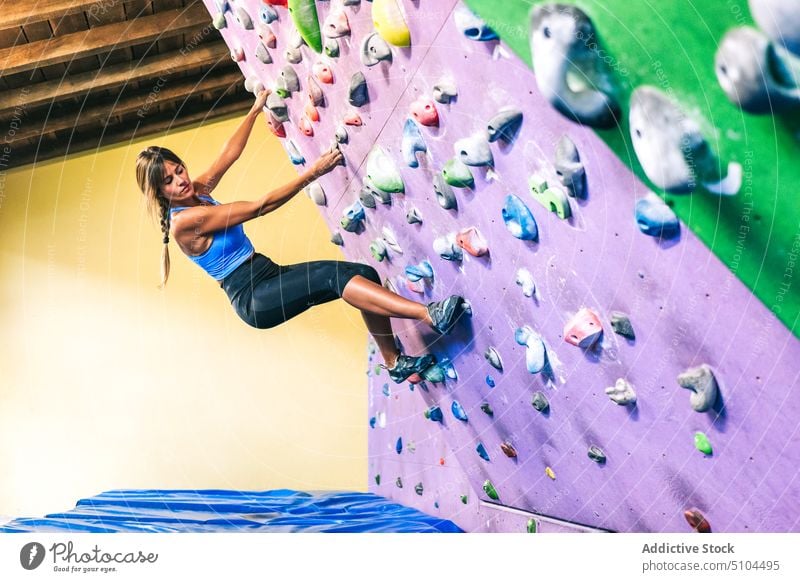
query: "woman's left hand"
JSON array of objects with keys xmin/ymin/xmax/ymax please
[{"xmin": 251, "ymin": 89, "xmax": 271, "ymax": 114}]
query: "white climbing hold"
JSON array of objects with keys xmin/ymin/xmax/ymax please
[
  {"xmin": 306, "ymin": 182, "xmax": 326, "ymax": 206},
  {"xmin": 515, "ymin": 268, "xmax": 536, "ymax": 297},
  {"xmin": 605, "ymin": 378, "xmax": 637, "ymax": 405}
]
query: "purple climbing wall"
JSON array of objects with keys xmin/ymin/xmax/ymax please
[{"xmin": 207, "ymin": 0, "xmax": 800, "ymax": 533}]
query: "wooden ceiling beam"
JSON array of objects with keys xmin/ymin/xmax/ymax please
[
  {"xmin": 0, "ymin": 0, "xmax": 111, "ymax": 29},
  {"xmin": 0, "ymin": 4, "xmax": 212, "ymax": 76},
  {"xmin": 0, "ymin": 41, "xmax": 232, "ymax": 117}
]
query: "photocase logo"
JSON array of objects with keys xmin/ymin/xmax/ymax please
[{"xmin": 20, "ymin": 542, "xmax": 46, "ymax": 570}]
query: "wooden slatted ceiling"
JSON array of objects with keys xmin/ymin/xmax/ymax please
[{"xmin": 0, "ymin": 0, "xmax": 252, "ymax": 170}]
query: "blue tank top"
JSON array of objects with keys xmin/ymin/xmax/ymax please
[{"xmin": 169, "ymin": 195, "xmax": 254, "ymax": 280}]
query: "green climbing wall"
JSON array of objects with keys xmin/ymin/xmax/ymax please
[{"xmin": 465, "ymin": 0, "xmax": 800, "ymax": 336}]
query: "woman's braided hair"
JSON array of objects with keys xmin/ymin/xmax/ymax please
[{"xmin": 135, "ymin": 146, "xmax": 186, "ymax": 289}]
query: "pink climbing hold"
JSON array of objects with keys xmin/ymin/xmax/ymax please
[
  {"xmin": 406, "ymin": 278, "xmax": 425, "ymax": 294},
  {"xmin": 410, "ymin": 96, "xmax": 439, "ymax": 127},
  {"xmin": 266, "ymin": 113, "xmax": 286, "ymax": 138},
  {"xmin": 299, "ymin": 117, "xmax": 314, "ymax": 137},
  {"xmin": 344, "ymin": 112, "xmax": 363, "ymax": 126},
  {"xmin": 230, "ymin": 46, "xmax": 245, "ymax": 61},
  {"xmin": 304, "ymin": 98, "xmax": 320, "ymax": 122},
  {"xmin": 257, "ymin": 24, "xmax": 277, "ymax": 48},
  {"xmin": 563, "ymin": 308, "xmax": 603, "ymax": 348},
  {"xmin": 313, "ymin": 62, "xmax": 334, "ymax": 84},
  {"xmin": 455, "ymin": 226, "xmax": 489, "ymax": 257}
]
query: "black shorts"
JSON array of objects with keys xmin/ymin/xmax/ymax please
[{"xmin": 220, "ymin": 253, "xmax": 381, "ymax": 329}]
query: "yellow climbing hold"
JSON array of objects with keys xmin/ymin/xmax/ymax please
[
  {"xmin": 372, "ymin": 0, "xmax": 411, "ymax": 47},
  {"xmin": 545, "ymin": 466, "xmax": 556, "ymax": 480}
]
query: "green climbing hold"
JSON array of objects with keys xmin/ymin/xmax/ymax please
[
  {"xmin": 414, "ymin": 482, "xmax": 424, "ymax": 496},
  {"xmin": 529, "ymin": 175, "xmax": 571, "ymax": 220},
  {"xmin": 527, "ymin": 518, "xmax": 537, "ymax": 533},
  {"xmin": 287, "ymin": 0, "xmax": 323, "ymax": 53},
  {"xmin": 375, "ymin": 474, "xmax": 381, "ymax": 485},
  {"xmin": 366, "ymin": 146, "xmax": 405, "ymax": 194},
  {"xmin": 694, "ymin": 431, "xmax": 713, "ymax": 455},
  {"xmin": 482, "ymin": 480, "xmax": 499, "ymax": 500},
  {"xmin": 461, "ymin": 495, "xmax": 468, "ymax": 504},
  {"xmin": 442, "ymin": 158, "xmax": 475, "ymax": 188}
]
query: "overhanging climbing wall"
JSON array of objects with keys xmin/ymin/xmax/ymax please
[{"xmin": 206, "ymin": 0, "xmax": 800, "ymax": 532}]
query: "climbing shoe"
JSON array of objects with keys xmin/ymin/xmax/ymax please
[
  {"xmin": 385, "ymin": 353, "xmax": 437, "ymax": 384},
  {"xmin": 427, "ymin": 295, "xmax": 466, "ymax": 335}
]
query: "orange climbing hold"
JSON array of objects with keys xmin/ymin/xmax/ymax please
[
  {"xmin": 304, "ymin": 98, "xmax": 320, "ymax": 122},
  {"xmin": 313, "ymin": 62, "xmax": 334, "ymax": 84},
  {"xmin": 344, "ymin": 112, "xmax": 363, "ymax": 126}
]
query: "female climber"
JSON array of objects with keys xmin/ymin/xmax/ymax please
[{"xmin": 135, "ymin": 89, "xmax": 466, "ymax": 384}]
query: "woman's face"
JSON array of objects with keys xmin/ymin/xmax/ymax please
[{"xmin": 159, "ymin": 161, "xmax": 194, "ymax": 202}]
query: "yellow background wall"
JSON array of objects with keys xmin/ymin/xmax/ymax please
[{"xmin": 0, "ymin": 112, "xmax": 368, "ymax": 520}]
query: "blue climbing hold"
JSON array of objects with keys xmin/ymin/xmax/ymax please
[
  {"xmin": 285, "ymin": 140, "xmax": 305, "ymax": 165},
  {"xmin": 635, "ymin": 192, "xmax": 680, "ymax": 239},
  {"xmin": 369, "ymin": 416, "xmax": 376, "ymax": 428},
  {"xmin": 486, "ymin": 375, "xmax": 495, "ymax": 388},
  {"xmin": 476, "ymin": 442, "xmax": 491, "ymax": 461},
  {"xmin": 340, "ymin": 200, "xmax": 365, "ymax": 232},
  {"xmin": 396, "ymin": 437, "xmax": 403, "ymax": 454},
  {"xmin": 425, "ymin": 406, "xmax": 444, "ymax": 422},
  {"xmin": 453, "ymin": 4, "xmax": 498, "ymax": 41},
  {"xmin": 382, "ymin": 383, "xmax": 390, "ymax": 396},
  {"xmin": 515, "ymin": 326, "xmax": 547, "ymax": 374},
  {"xmin": 502, "ymin": 194, "xmax": 538, "ymax": 241},
  {"xmin": 402, "ymin": 118, "xmax": 427, "ymax": 168},
  {"xmin": 259, "ymin": 5, "xmax": 278, "ymax": 24},
  {"xmin": 451, "ymin": 400, "xmax": 468, "ymax": 421},
  {"xmin": 405, "ymin": 260, "xmax": 434, "ymax": 282}
]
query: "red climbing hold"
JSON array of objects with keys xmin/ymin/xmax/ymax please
[
  {"xmin": 410, "ymin": 96, "xmax": 439, "ymax": 127},
  {"xmin": 439, "ymin": 458, "xmax": 445, "ymax": 466},
  {"xmin": 299, "ymin": 117, "xmax": 314, "ymax": 137},
  {"xmin": 684, "ymin": 508, "xmax": 711, "ymax": 533},
  {"xmin": 262, "ymin": 0, "xmax": 287, "ymax": 6},
  {"xmin": 265, "ymin": 113, "xmax": 286, "ymax": 138}
]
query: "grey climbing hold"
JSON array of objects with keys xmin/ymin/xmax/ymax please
[
  {"xmin": 484, "ymin": 347, "xmax": 503, "ymax": 371},
  {"xmin": 677, "ymin": 364, "xmax": 719, "ymax": 412},
  {"xmin": 588, "ymin": 445, "xmax": 606, "ymax": 464},
  {"xmin": 605, "ymin": 378, "xmax": 637, "ymax": 405},
  {"xmin": 330, "ymin": 231, "xmax": 344, "ymax": 246},
  {"xmin": 255, "ymin": 42, "xmax": 272, "ymax": 64},
  {"xmin": 381, "ymin": 226, "xmax": 403, "ymax": 254},
  {"xmin": 406, "ymin": 207, "xmax": 423, "ymax": 224},
  {"xmin": 715, "ymin": 26, "xmax": 800, "ymax": 114},
  {"xmin": 322, "ymin": 8, "xmax": 350, "ymax": 38},
  {"xmin": 324, "ymin": 38, "xmax": 340, "ymax": 58},
  {"xmin": 635, "ymin": 192, "xmax": 680, "ymax": 239},
  {"xmin": 442, "ymin": 158, "xmax": 474, "ymax": 188},
  {"xmin": 454, "ymin": 134, "xmax": 494, "ymax": 167},
  {"xmin": 480, "ymin": 403, "xmax": 493, "ymax": 416},
  {"xmin": 306, "ymin": 182, "xmax": 326, "ymax": 206},
  {"xmin": 307, "ymin": 75, "xmax": 324, "ymax": 106},
  {"xmin": 266, "ymin": 93, "xmax": 289, "ymax": 122},
  {"xmin": 366, "ymin": 146, "xmax": 404, "ymax": 193},
  {"xmin": 451, "ymin": 401, "xmax": 468, "ymax": 421},
  {"xmin": 335, "ymin": 125, "xmax": 348, "ymax": 144},
  {"xmin": 531, "ymin": 391, "xmax": 549, "ymax": 412},
  {"xmin": 359, "ymin": 187, "xmax": 377, "ymax": 209},
  {"xmin": 433, "ymin": 233, "xmax": 463, "ymax": 262},
  {"xmin": 749, "ymin": 0, "xmax": 800, "ymax": 56},
  {"xmin": 609, "ymin": 311, "xmax": 635, "ymax": 340},
  {"xmin": 433, "ymin": 174, "xmax": 458, "ymax": 210},
  {"xmin": 212, "ymin": 12, "xmax": 227, "ymax": 29},
  {"xmin": 361, "ymin": 32, "xmax": 393, "ymax": 66},
  {"xmin": 476, "ymin": 443, "xmax": 490, "ymax": 461},
  {"xmin": 280, "ymin": 66, "xmax": 301, "ymax": 93},
  {"xmin": 515, "ymin": 326, "xmax": 547, "ymax": 374},
  {"xmin": 554, "ymin": 135, "xmax": 586, "ymax": 198},
  {"xmin": 285, "ymin": 46, "xmax": 303, "ymax": 64},
  {"xmin": 348, "ymin": 71, "xmax": 369, "ymax": 107},
  {"xmin": 502, "ymin": 194, "xmax": 539, "ymax": 241},
  {"xmin": 453, "ymin": 4, "xmax": 498, "ymax": 41},
  {"xmin": 234, "ymin": 6, "xmax": 254, "ymax": 29},
  {"xmin": 343, "ymin": 0, "xmax": 361, "ymax": 5},
  {"xmin": 515, "ymin": 268, "xmax": 536, "ymax": 297},
  {"xmin": 402, "ymin": 119, "xmax": 427, "ymax": 168},
  {"xmin": 433, "ymin": 78, "xmax": 458, "ymax": 104},
  {"xmin": 530, "ymin": 4, "xmax": 619, "ymax": 128},
  {"xmin": 487, "ymin": 108, "xmax": 523, "ymax": 143},
  {"xmin": 414, "ymin": 482, "xmax": 424, "ymax": 495}
]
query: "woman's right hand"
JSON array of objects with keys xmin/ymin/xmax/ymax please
[{"xmin": 310, "ymin": 145, "xmax": 344, "ymax": 179}]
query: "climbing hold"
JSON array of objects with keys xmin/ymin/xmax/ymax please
[
  {"xmin": 677, "ymin": 364, "xmax": 719, "ymax": 413},
  {"xmin": 454, "ymin": 134, "xmax": 493, "ymax": 167},
  {"xmin": 527, "ymin": 519, "xmax": 537, "ymax": 533},
  {"xmin": 259, "ymin": 4, "xmax": 278, "ymax": 24},
  {"xmin": 433, "ymin": 78, "xmax": 458, "ymax": 104},
  {"xmin": 588, "ymin": 445, "xmax": 606, "ymax": 464},
  {"xmin": 285, "ymin": 46, "xmax": 303, "ymax": 64},
  {"xmin": 324, "ymin": 38, "xmax": 340, "ymax": 58},
  {"xmin": 382, "ymin": 383, "xmax": 390, "ymax": 397},
  {"xmin": 312, "ymin": 61, "xmax": 334, "ymax": 84},
  {"xmin": 212, "ymin": 12, "xmax": 226, "ymax": 29},
  {"xmin": 410, "ymin": 96, "xmax": 439, "ymax": 127},
  {"xmin": 451, "ymin": 401, "xmax": 468, "ymax": 422},
  {"xmin": 433, "ymin": 174, "xmax": 458, "ymax": 210},
  {"xmin": 684, "ymin": 508, "xmax": 711, "ymax": 533},
  {"xmin": 422, "ymin": 363, "xmax": 446, "ymax": 384},
  {"xmin": 529, "ymin": 175, "xmax": 571, "ymax": 219},
  {"xmin": 304, "ymin": 98, "xmax": 320, "ymax": 122},
  {"xmin": 694, "ymin": 432, "xmax": 713, "ymax": 455},
  {"xmin": 453, "ymin": 4, "xmax": 498, "ymax": 41},
  {"xmin": 482, "ymin": 480, "xmax": 499, "ymax": 500},
  {"xmin": 406, "ymin": 278, "xmax": 425, "ymax": 294},
  {"xmin": 340, "ymin": 200, "xmax": 365, "ymax": 232},
  {"xmin": 396, "ymin": 477, "xmax": 403, "ymax": 488},
  {"xmin": 715, "ymin": 27, "xmax": 800, "ymax": 114},
  {"xmin": 635, "ymin": 192, "xmax": 680, "ymax": 239},
  {"xmin": 530, "ymin": 4, "xmax": 619, "ymax": 128},
  {"xmin": 280, "ymin": 66, "xmax": 301, "ymax": 93},
  {"xmin": 359, "ymin": 187, "xmax": 376, "ymax": 209},
  {"xmin": 476, "ymin": 443, "xmax": 490, "ymax": 462},
  {"xmin": 414, "ymin": 483, "xmax": 424, "ymax": 496},
  {"xmin": 630, "ymin": 86, "xmax": 738, "ymax": 194},
  {"xmin": 375, "ymin": 474, "xmax": 381, "ymax": 485},
  {"xmin": 563, "ymin": 308, "xmax": 603, "ymax": 348},
  {"xmin": 369, "ymin": 416, "xmax": 376, "ymax": 428},
  {"xmin": 404, "ymin": 260, "xmax": 433, "ymax": 282},
  {"xmin": 502, "ymin": 194, "xmax": 539, "ymax": 241},
  {"xmin": 372, "ymin": 0, "xmax": 411, "ymax": 47},
  {"xmin": 516, "ymin": 326, "xmax": 547, "ymax": 374},
  {"xmin": 461, "ymin": 495, "xmax": 468, "ymax": 504},
  {"xmin": 395, "ymin": 436, "xmax": 402, "ymax": 454},
  {"xmin": 230, "ymin": 46, "xmax": 245, "ymax": 61},
  {"xmin": 456, "ymin": 226, "xmax": 489, "ymax": 257},
  {"xmin": 257, "ymin": 24, "xmax": 277, "ymax": 48},
  {"xmin": 545, "ymin": 467, "xmax": 556, "ymax": 480},
  {"xmin": 330, "ymin": 231, "xmax": 344, "ymax": 246},
  {"xmin": 306, "ymin": 182, "xmax": 326, "ymax": 206},
  {"xmin": 263, "ymin": 0, "xmax": 286, "ymax": 6},
  {"xmin": 485, "ymin": 375, "xmax": 495, "ymax": 388},
  {"xmin": 287, "ymin": 0, "xmax": 323, "ymax": 53},
  {"xmin": 424, "ymin": 406, "xmax": 444, "ymax": 422},
  {"xmin": 515, "ymin": 268, "xmax": 536, "ymax": 298},
  {"xmin": 370, "ymin": 239, "xmax": 388, "ymax": 262},
  {"xmin": 366, "ymin": 146, "xmax": 404, "ymax": 193},
  {"xmin": 244, "ymin": 77, "xmax": 263, "ymax": 94},
  {"xmin": 442, "ymin": 159, "xmax": 474, "ymax": 189},
  {"xmin": 605, "ymin": 378, "xmax": 637, "ymax": 406},
  {"xmin": 299, "ymin": 117, "xmax": 314, "ymax": 136},
  {"xmin": 285, "ymin": 140, "xmax": 305, "ymax": 165},
  {"xmin": 531, "ymin": 391, "xmax": 549, "ymax": 413},
  {"xmin": 234, "ymin": 6, "xmax": 253, "ymax": 29},
  {"xmin": 554, "ymin": 135, "xmax": 586, "ymax": 198},
  {"xmin": 484, "ymin": 347, "xmax": 503, "ymax": 372},
  {"xmin": 348, "ymin": 71, "xmax": 369, "ymax": 107},
  {"xmin": 402, "ymin": 119, "xmax": 427, "ymax": 168},
  {"xmin": 407, "ymin": 441, "xmax": 416, "ymax": 453},
  {"xmin": 322, "ymin": 8, "xmax": 350, "ymax": 38},
  {"xmin": 381, "ymin": 227, "xmax": 403, "ymax": 254},
  {"xmin": 335, "ymin": 125, "xmax": 348, "ymax": 144},
  {"xmin": 266, "ymin": 93, "xmax": 289, "ymax": 122},
  {"xmin": 361, "ymin": 32, "xmax": 393, "ymax": 67},
  {"xmin": 500, "ymin": 442, "xmax": 517, "ymax": 458},
  {"xmin": 255, "ymin": 42, "xmax": 272, "ymax": 64},
  {"xmin": 749, "ymin": 0, "xmax": 800, "ymax": 55},
  {"xmin": 480, "ymin": 403, "xmax": 494, "ymax": 417},
  {"xmin": 609, "ymin": 311, "xmax": 635, "ymax": 340},
  {"xmin": 433, "ymin": 234, "xmax": 463, "ymax": 262},
  {"xmin": 406, "ymin": 207, "xmax": 423, "ymax": 225},
  {"xmin": 487, "ymin": 108, "xmax": 523, "ymax": 143}
]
